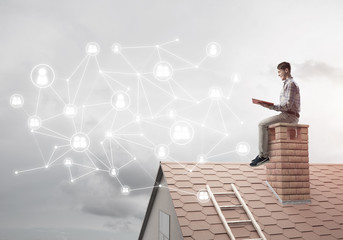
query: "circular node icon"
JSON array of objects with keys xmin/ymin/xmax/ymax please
[
  {"xmin": 10, "ymin": 94, "xmax": 24, "ymax": 108},
  {"xmin": 111, "ymin": 43, "xmax": 122, "ymax": 54},
  {"xmin": 170, "ymin": 121, "xmax": 194, "ymax": 145},
  {"xmin": 231, "ymin": 73, "xmax": 241, "ymax": 83},
  {"xmin": 105, "ymin": 131, "xmax": 113, "ymax": 139},
  {"xmin": 85, "ymin": 42, "xmax": 100, "ymax": 56},
  {"xmin": 197, "ymin": 154, "xmax": 207, "ymax": 163},
  {"xmin": 154, "ymin": 144, "xmax": 170, "ymax": 160},
  {"xmin": 235, "ymin": 141, "xmax": 250, "ymax": 156},
  {"xmin": 30, "ymin": 64, "xmax": 55, "ymax": 88},
  {"xmin": 70, "ymin": 132, "xmax": 90, "ymax": 152},
  {"xmin": 64, "ymin": 158, "xmax": 73, "ymax": 167},
  {"xmin": 111, "ymin": 91, "xmax": 130, "ymax": 111},
  {"xmin": 197, "ymin": 189, "xmax": 210, "ymax": 203},
  {"xmin": 63, "ymin": 104, "xmax": 78, "ymax": 118},
  {"xmin": 109, "ymin": 167, "xmax": 119, "ymax": 177},
  {"xmin": 206, "ymin": 42, "xmax": 221, "ymax": 58},
  {"xmin": 28, "ymin": 116, "xmax": 42, "ymax": 130},
  {"xmin": 153, "ymin": 61, "xmax": 173, "ymax": 81},
  {"xmin": 121, "ymin": 185, "xmax": 131, "ymax": 195},
  {"xmin": 208, "ymin": 87, "xmax": 223, "ymax": 100}
]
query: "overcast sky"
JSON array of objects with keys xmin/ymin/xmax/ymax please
[{"xmin": 1, "ymin": 1, "xmax": 343, "ymax": 240}]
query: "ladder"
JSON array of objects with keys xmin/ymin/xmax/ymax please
[{"xmin": 206, "ymin": 184, "xmax": 267, "ymax": 240}]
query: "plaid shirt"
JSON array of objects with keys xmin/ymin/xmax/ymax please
[{"xmin": 272, "ymin": 78, "xmax": 300, "ymax": 113}]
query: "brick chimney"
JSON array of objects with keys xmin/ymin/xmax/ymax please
[{"xmin": 266, "ymin": 123, "xmax": 311, "ymax": 204}]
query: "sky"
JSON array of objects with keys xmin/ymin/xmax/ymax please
[{"xmin": 1, "ymin": 0, "xmax": 343, "ymax": 239}]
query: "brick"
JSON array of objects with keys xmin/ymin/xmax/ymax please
[
  {"xmin": 288, "ymin": 194, "xmax": 311, "ymax": 200},
  {"xmin": 289, "ymin": 182, "xmax": 310, "ymax": 188},
  {"xmin": 279, "ymin": 194, "xmax": 290, "ymax": 200},
  {"xmin": 270, "ymin": 175, "xmax": 309, "ymax": 182},
  {"xmin": 270, "ymin": 181, "xmax": 290, "ymax": 188},
  {"xmin": 276, "ymin": 132, "xmax": 288, "ymax": 140},
  {"xmin": 267, "ymin": 169, "xmax": 308, "ymax": 175}
]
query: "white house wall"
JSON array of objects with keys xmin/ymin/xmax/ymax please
[{"xmin": 142, "ymin": 175, "xmax": 184, "ymax": 240}]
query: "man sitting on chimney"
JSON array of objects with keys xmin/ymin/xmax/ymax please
[{"xmin": 250, "ymin": 62, "xmax": 301, "ymax": 167}]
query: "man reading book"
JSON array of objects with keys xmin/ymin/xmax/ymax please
[{"xmin": 250, "ymin": 62, "xmax": 300, "ymax": 167}]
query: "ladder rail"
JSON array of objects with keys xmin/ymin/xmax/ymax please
[
  {"xmin": 206, "ymin": 185, "xmax": 236, "ymax": 240},
  {"xmin": 231, "ymin": 184, "xmax": 267, "ymax": 240}
]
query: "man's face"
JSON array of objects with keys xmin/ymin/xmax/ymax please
[{"xmin": 277, "ymin": 68, "xmax": 288, "ymax": 80}]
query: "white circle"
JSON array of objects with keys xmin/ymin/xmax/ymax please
[
  {"xmin": 206, "ymin": 42, "xmax": 221, "ymax": 58},
  {"xmin": 109, "ymin": 167, "xmax": 119, "ymax": 177},
  {"xmin": 111, "ymin": 91, "xmax": 130, "ymax": 111},
  {"xmin": 64, "ymin": 158, "xmax": 73, "ymax": 167},
  {"xmin": 154, "ymin": 144, "xmax": 169, "ymax": 160},
  {"xmin": 231, "ymin": 73, "xmax": 241, "ymax": 83},
  {"xmin": 208, "ymin": 87, "xmax": 223, "ymax": 99},
  {"xmin": 153, "ymin": 61, "xmax": 173, "ymax": 81},
  {"xmin": 63, "ymin": 104, "xmax": 78, "ymax": 118},
  {"xmin": 235, "ymin": 142, "xmax": 250, "ymax": 156},
  {"xmin": 70, "ymin": 132, "xmax": 90, "ymax": 152},
  {"xmin": 121, "ymin": 185, "xmax": 130, "ymax": 195},
  {"xmin": 27, "ymin": 116, "xmax": 42, "ymax": 130},
  {"xmin": 30, "ymin": 64, "xmax": 55, "ymax": 88},
  {"xmin": 85, "ymin": 42, "xmax": 100, "ymax": 56},
  {"xmin": 197, "ymin": 189, "xmax": 210, "ymax": 203},
  {"xmin": 10, "ymin": 94, "xmax": 24, "ymax": 108},
  {"xmin": 111, "ymin": 43, "xmax": 122, "ymax": 54},
  {"xmin": 170, "ymin": 121, "xmax": 194, "ymax": 145},
  {"xmin": 197, "ymin": 154, "xmax": 207, "ymax": 163}
]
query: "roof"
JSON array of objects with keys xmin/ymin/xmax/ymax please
[{"xmin": 143, "ymin": 162, "xmax": 343, "ymax": 240}]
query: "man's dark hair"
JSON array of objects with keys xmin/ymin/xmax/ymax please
[{"xmin": 277, "ymin": 62, "xmax": 291, "ymax": 72}]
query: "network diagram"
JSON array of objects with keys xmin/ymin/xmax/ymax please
[{"xmin": 10, "ymin": 39, "xmax": 250, "ymax": 201}]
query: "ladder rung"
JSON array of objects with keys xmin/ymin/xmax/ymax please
[
  {"xmin": 227, "ymin": 219, "xmax": 252, "ymax": 224},
  {"xmin": 213, "ymin": 192, "xmax": 235, "ymax": 195},
  {"xmin": 220, "ymin": 205, "xmax": 243, "ymax": 208}
]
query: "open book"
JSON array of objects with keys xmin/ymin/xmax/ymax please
[{"xmin": 252, "ymin": 98, "xmax": 274, "ymax": 106}]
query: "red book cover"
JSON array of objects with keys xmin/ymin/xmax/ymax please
[{"xmin": 252, "ymin": 98, "xmax": 274, "ymax": 106}]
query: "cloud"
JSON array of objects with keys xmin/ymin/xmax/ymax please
[{"xmin": 294, "ymin": 60, "xmax": 343, "ymax": 82}]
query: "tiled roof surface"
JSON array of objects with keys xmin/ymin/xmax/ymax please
[{"xmin": 161, "ymin": 162, "xmax": 343, "ymax": 240}]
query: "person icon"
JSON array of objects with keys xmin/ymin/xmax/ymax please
[
  {"xmin": 156, "ymin": 65, "xmax": 164, "ymax": 78},
  {"xmin": 80, "ymin": 137, "xmax": 87, "ymax": 148},
  {"xmin": 163, "ymin": 65, "xmax": 170, "ymax": 77},
  {"xmin": 64, "ymin": 158, "xmax": 73, "ymax": 167},
  {"xmin": 12, "ymin": 96, "xmax": 22, "ymax": 106},
  {"xmin": 158, "ymin": 146, "xmax": 167, "ymax": 158},
  {"xmin": 66, "ymin": 106, "xmax": 75, "ymax": 115},
  {"xmin": 70, "ymin": 133, "xmax": 90, "ymax": 152},
  {"xmin": 36, "ymin": 68, "xmax": 48, "ymax": 86},
  {"xmin": 238, "ymin": 144, "xmax": 248, "ymax": 154},
  {"xmin": 173, "ymin": 125, "xmax": 182, "ymax": 140},
  {"xmin": 115, "ymin": 94, "xmax": 126, "ymax": 109},
  {"xmin": 121, "ymin": 186, "xmax": 130, "ymax": 195},
  {"xmin": 87, "ymin": 44, "xmax": 98, "ymax": 54},
  {"xmin": 154, "ymin": 62, "xmax": 173, "ymax": 81},
  {"xmin": 30, "ymin": 118, "xmax": 39, "ymax": 127},
  {"xmin": 10, "ymin": 94, "xmax": 24, "ymax": 108},
  {"xmin": 73, "ymin": 136, "xmax": 81, "ymax": 148},
  {"xmin": 109, "ymin": 168, "xmax": 118, "ymax": 177},
  {"xmin": 209, "ymin": 44, "xmax": 217, "ymax": 56},
  {"xmin": 181, "ymin": 126, "xmax": 190, "ymax": 140},
  {"xmin": 197, "ymin": 190, "xmax": 210, "ymax": 203}
]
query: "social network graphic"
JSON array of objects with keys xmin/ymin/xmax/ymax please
[{"xmin": 10, "ymin": 39, "xmax": 250, "ymax": 200}]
